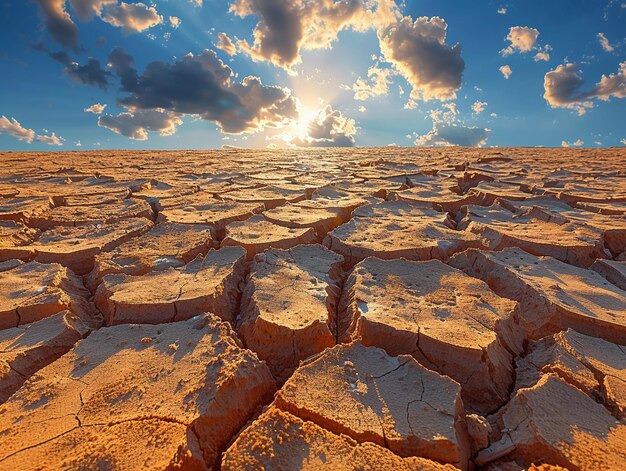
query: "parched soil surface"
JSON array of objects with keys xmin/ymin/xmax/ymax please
[{"xmin": 0, "ymin": 147, "xmax": 625, "ymax": 470}]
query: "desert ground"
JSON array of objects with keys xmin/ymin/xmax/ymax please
[{"xmin": 0, "ymin": 147, "xmax": 625, "ymax": 470}]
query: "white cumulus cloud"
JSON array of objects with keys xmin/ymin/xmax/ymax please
[
  {"xmin": 0, "ymin": 115, "xmax": 36, "ymax": 143},
  {"xmin": 84, "ymin": 103, "xmax": 107, "ymax": 114},
  {"xmin": 499, "ymin": 64, "xmax": 512, "ymax": 79},
  {"xmin": 501, "ymin": 26, "xmax": 540, "ymax": 55}
]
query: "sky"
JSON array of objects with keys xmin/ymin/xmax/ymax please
[{"xmin": 0, "ymin": 0, "xmax": 624, "ymax": 151}]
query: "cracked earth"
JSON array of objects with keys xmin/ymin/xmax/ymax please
[{"xmin": 0, "ymin": 147, "xmax": 625, "ymax": 470}]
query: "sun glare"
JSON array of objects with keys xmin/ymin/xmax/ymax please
[{"xmin": 295, "ymin": 107, "xmax": 319, "ymax": 138}]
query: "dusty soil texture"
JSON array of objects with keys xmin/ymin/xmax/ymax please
[{"xmin": 0, "ymin": 147, "xmax": 625, "ymax": 470}]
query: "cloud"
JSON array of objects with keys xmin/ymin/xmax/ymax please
[
  {"xmin": 229, "ymin": 0, "xmax": 463, "ymax": 104},
  {"xmin": 358, "ymin": 105, "xmax": 367, "ymax": 112},
  {"xmin": 415, "ymin": 103, "xmax": 489, "ymax": 146},
  {"xmin": 100, "ymin": 2, "xmax": 162, "ymax": 32},
  {"xmin": 98, "ymin": 108, "xmax": 183, "ymax": 140},
  {"xmin": 428, "ymin": 102, "xmax": 458, "ymax": 123},
  {"xmin": 499, "ymin": 64, "xmax": 512, "ymax": 79},
  {"xmin": 0, "ymin": 116, "xmax": 36, "ymax": 143},
  {"xmin": 353, "ymin": 65, "xmax": 394, "ymax": 100},
  {"xmin": 217, "ymin": 32, "xmax": 237, "ymax": 55},
  {"xmin": 501, "ymin": 26, "xmax": 539, "ymax": 55},
  {"xmin": 291, "ymin": 105, "xmax": 356, "ymax": 146},
  {"xmin": 45, "ymin": 49, "xmax": 110, "ymax": 88},
  {"xmin": 189, "ymin": 0, "xmax": 202, "ymax": 6},
  {"xmin": 32, "ymin": 42, "xmax": 95, "ymax": 83},
  {"xmin": 106, "ymin": 48, "xmax": 299, "ymax": 135},
  {"xmin": 35, "ymin": 0, "xmax": 162, "ymax": 45},
  {"xmin": 379, "ymin": 16, "xmax": 465, "ymax": 101},
  {"xmin": 170, "ymin": 16, "xmax": 181, "ymax": 28},
  {"xmin": 230, "ymin": 0, "xmax": 399, "ymax": 70},
  {"xmin": 472, "ymin": 101, "xmax": 487, "ymax": 115},
  {"xmin": 533, "ymin": 44, "xmax": 552, "ymax": 62},
  {"xmin": 497, "ymin": 7, "xmax": 507, "ymax": 14},
  {"xmin": 561, "ymin": 139, "xmax": 584, "ymax": 147},
  {"xmin": 415, "ymin": 122, "xmax": 490, "ymax": 147},
  {"xmin": 594, "ymin": 61, "xmax": 626, "ymax": 99},
  {"xmin": 543, "ymin": 61, "xmax": 626, "ymax": 115},
  {"xmin": 33, "ymin": 0, "xmax": 79, "ymax": 48},
  {"xmin": 72, "ymin": 0, "xmax": 163, "ymax": 32},
  {"xmin": 84, "ymin": 103, "xmax": 107, "ymax": 114},
  {"xmin": 0, "ymin": 115, "xmax": 65, "ymax": 145},
  {"xmin": 502, "ymin": 25, "xmax": 554, "ymax": 67},
  {"xmin": 70, "ymin": 0, "xmax": 116, "ymax": 21},
  {"xmin": 36, "ymin": 132, "xmax": 64, "ymax": 146},
  {"xmin": 598, "ymin": 32, "xmax": 615, "ymax": 52}
]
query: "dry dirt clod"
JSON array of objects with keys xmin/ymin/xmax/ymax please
[
  {"xmin": 157, "ymin": 195, "xmax": 264, "ymax": 231},
  {"xmin": 576, "ymin": 201, "xmax": 626, "ymax": 215},
  {"xmin": 465, "ymin": 181, "xmax": 533, "ymax": 206},
  {"xmin": 26, "ymin": 198, "xmax": 154, "ymax": 229},
  {"xmin": 221, "ymin": 185, "xmax": 306, "ymax": 210},
  {"xmin": 323, "ymin": 200, "xmax": 483, "ymax": 267},
  {"xmin": 0, "ymin": 261, "xmax": 100, "ymax": 330},
  {"xmin": 517, "ymin": 329, "xmax": 626, "ymax": 419},
  {"xmin": 449, "ymin": 247, "xmax": 626, "ymax": 344},
  {"xmin": 274, "ymin": 342, "xmax": 471, "ymax": 469},
  {"xmin": 339, "ymin": 257, "xmax": 520, "ymax": 413},
  {"xmin": 222, "ymin": 407, "xmax": 458, "ymax": 471},
  {"xmin": 0, "ymin": 311, "xmax": 89, "ymax": 403},
  {"xmin": 478, "ymin": 374, "xmax": 626, "ymax": 470},
  {"xmin": 0, "ymin": 313, "xmax": 276, "ymax": 469},
  {"xmin": 456, "ymin": 202, "xmax": 606, "ymax": 268},
  {"xmin": 496, "ymin": 195, "xmax": 626, "ymax": 258},
  {"xmin": 15, "ymin": 218, "xmax": 154, "ymax": 275},
  {"xmin": 0, "ymin": 221, "xmax": 40, "ymax": 262},
  {"xmin": 95, "ymin": 247, "xmax": 247, "ymax": 324},
  {"xmin": 0, "ymin": 197, "xmax": 52, "ymax": 222},
  {"xmin": 591, "ymin": 259, "xmax": 626, "ymax": 291},
  {"xmin": 85, "ymin": 221, "xmax": 214, "ymax": 291},
  {"xmin": 389, "ymin": 175, "xmax": 477, "ymax": 212},
  {"xmin": 222, "ymin": 215, "xmax": 317, "ymax": 259},
  {"xmin": 238, "ymin": 244, "xmax": 343, "ymax": 383},
  {"xmin": 262, "ymin": 202, "xmax": 347, "ymax": 237}
]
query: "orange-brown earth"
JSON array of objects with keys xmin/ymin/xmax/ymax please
[{"xmin": 0, "ymin": 147, "xmax": 625, "ymax": 470}]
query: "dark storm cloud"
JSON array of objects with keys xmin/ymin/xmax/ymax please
[
  {"xmin": 106, "ymin": 48, "xmax": 298, "ymax": 133},
  {"xmin": 543, "ymin": 61, "xmax": 626, "ymax": 115},
  {"xmin": 33, "ymin": 0, "xmax": 80, "ymax": 49},
  {"xmin": 107, "ymin": 47, "xmax": 138, "ymax": 91},
  {"xmin": 231, "ymin": 0, "xmax": 306, "ymax": 68},
  {"xmin": 35, "ymin": 43, "xmax": 110, "ymax": 88},
  {"xmin": 230, "ymin": 0, "xmax": 398, "ymax": 70},
  {"xmin": 379, "ymin": 16, "xmax": 465, "ymax": 102},
  {"xmin": 33, "ymin": 0, "xmax": 162, "ymax": 48}
]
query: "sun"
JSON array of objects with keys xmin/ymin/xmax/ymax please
[{"xmin": 295, "ymin": 107, "xmax": 319, "ymax": 138}]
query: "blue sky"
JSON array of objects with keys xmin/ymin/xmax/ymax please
[{"xmin": 0, "ymin": 0, "xmax": 624, "ymax": 150}]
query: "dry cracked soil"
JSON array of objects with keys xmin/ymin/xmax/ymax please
[{"xmin": 0, "ymin": 147, "xmax": 625, "ymax": 471}]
